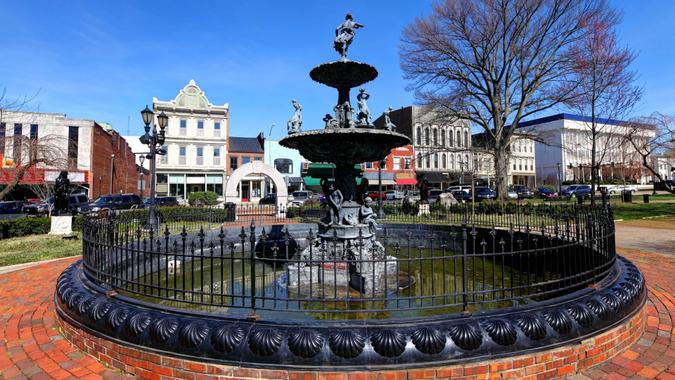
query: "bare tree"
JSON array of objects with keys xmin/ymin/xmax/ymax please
[
  {"xmin": 401, "ymin": 0, "xmax": 609, "ymax": 200},
  {"xmin": 564, "ymin": 2, "xmax": 642, "ymax": 203},
  {"xmin": 0, "ymin": 88, "xmax": 67, "ymax": 200},
  {"xmin": 625, "ymin": 113, "xmax": 675, "ymax": 192}
]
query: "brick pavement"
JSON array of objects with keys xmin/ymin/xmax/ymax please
[{"xmin": 0, "ymin": 248, "xmax": 672, "ymax": 379}]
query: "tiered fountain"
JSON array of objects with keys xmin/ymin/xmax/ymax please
[{"xmin": 280, "ymin": 13, "xmax": 410, "ymax": 295}]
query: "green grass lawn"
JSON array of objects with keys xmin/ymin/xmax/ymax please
[
  {"xmin": 0, "ymin": 235, "xmax": 82, "ymax": 267},
  {"xmin": 611, "ymin": 202, "xmax": 675, "ymax": 221}
]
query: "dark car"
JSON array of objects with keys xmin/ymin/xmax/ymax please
[
  {"xmin": 0, "ymin": 201, "xmax": 25, "ymax": 214},
  {"xmin": 22, "ymin": 194, "xmax": 90, "ymax": 216},
  {"xmin": 88, "ymin": 194, "xmax": 143, "ymax": 214},
  {"xmin": 471, "ymin": 187, "xmax": 496, "ymax": 201},
  {"xmin": 254, "ymin": 225, "xmax": 298, "ymax": 263},
  {"xmin": 561, "ymin": 185, "xmax": 592, "ymax": 199},
  {"xmin": 537, "ymin": 187, "xmax": 558, "ymax": 199},
  {"xmin": 258, "ymin": 193, "xmax": 277, "ymax": 205},
  {"xmin": 451, "ymin": 189, "xmax": 471, "ymax": 202},
  {"xmin": 427, "ymin": 189, "xmax": 444, "ymax": 203},
  {"xmin": 144, "ymin": 196, "xmax": 180, "ymax": 208},
  {"xmin": 511, "ymin": 185, "xmax": 534, "ymax": 199}
]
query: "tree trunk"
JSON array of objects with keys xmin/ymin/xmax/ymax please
[{"xmin": 493, "ymin": 146, "xmax": 510, "ymax": 202}]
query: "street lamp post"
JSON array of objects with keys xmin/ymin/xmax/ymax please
[
  {"xmin": 139, "ymin": 154, "xmax": 146, "ymax": 198},
  {"xmin": 139, "ymin": 106, "xmax": 167, "ymax": 230}
]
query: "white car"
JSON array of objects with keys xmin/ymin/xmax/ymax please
[{"xmin": 605, "ymin": 185, "xmax": 638, "ymax": 195}]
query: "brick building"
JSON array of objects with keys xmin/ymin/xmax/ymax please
[
  {"xmin": 361, "ymin": 145, "xmax": 416, "ymax": 190},
  {"xmin": 226, "ymin": 136, "xmax": 265, "ymax": 202},
  {"xmin": 0, "ymin": 111, "xmax": 138, "ymax": 200}
]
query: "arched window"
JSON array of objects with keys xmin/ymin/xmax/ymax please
[
  {"xmin": 416, "ymin": 126, "xmax": 421, "ymax": 145},
  {"xmin": 465, "ymin": 154, "xmax": 470, "ymax": 169},
  {"xmin": 441, "ymin": 153, "xmax": 446, "ymax": 168},
  {"xmin": 449, "ymin": 129, "xmax": 454, "ymax": 147},
  {"xmin": 432, "ymin": 129, "xmax": 438, "ymax": 146},
  {"xmin": 450, "ymin": 154, "xmax": 455, "ymax": 169},
  {"xmin": 434, "ymin": 153, "xmax": 439, "ymax": 168},
  {"xmin": 417, "ymin": 153, "xmax": 423, "ymax": 168},
  {"xmin": 425, "ymin": 154, "xmax": 430, "ymax": 169},
  {"xmin": 464, "ymin": 131, "xmax": 469, "ymax": 148},
  {"xmin": 424, "ymin": 128, "xmax": 430, "ymax": 145},
  {"xmin": 440, "ymin": 129, "xmax": 446, "ymax": 146},
  {"xmin": 456, "ymin": 130, "xmax": 462, "ymax": 147}
]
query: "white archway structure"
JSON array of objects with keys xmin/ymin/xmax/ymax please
[{"xmin": 225, "ymin": 161, "xmax": 288, "ymax": 217}]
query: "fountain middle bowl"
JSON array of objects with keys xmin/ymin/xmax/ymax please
[{"xmin": 279, "ymin": 128, "xmax": 410, "ymax": 165}]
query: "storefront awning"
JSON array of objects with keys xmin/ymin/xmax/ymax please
[
  {"xmin": 417, "ymin": 171, "xmax": 451, "ymax": 183},
  {"xmin": 396, "ymin": 178, "xmax": 417, "ymax": 185}
]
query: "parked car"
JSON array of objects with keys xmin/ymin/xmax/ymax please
[
  {"xmin": 536, "ymin": 187, "xmax": 558, "ymax": 199},
  {"xmin": 511, "ymin": 185, "xmax": 534, "ymax": 199},
  {"xmin": 384, "ymin": 190, "xmax": 404, "ymax": 201},
  {"xmin": 446, "ymin": 185, "xmax": 472, "ymax": 193},
  {"xmin": 506, "ymin": 188, "xmax": 519, "ymax": 200},
  {"xmin": 471, "ymin": 187, "xmax": 496, "ymax": 201},
  {"xmin": 0, "ymin": 201, "xmax": 26, "ymax": 214},
  {"xmin": 288, "ymin": 191, "xmax": 313, "ymax": 207},
  {"xmin": 367, "ymin": 191, "xmax": 386, "ymax": 200},
  {"xmin": 403, "ymin": 190, "xmax": 421, "ymax": 202},
  {"xmin": 87, "ymin": 194, "xmax": 143, "ymax": 214},
  {"xmin": 451, "ymin": 189, "xmax": 471, "ymax": 202},
  {"xmin": 144, "ymin": 196, "xmax": 180, "ymax": 208},
  {"xmin": 259, "ymin": 193, "xmax": 277, "ymax": 205},
  {"xmin": 427, "ymin": 188, "xmax": 444, "ymax": 203},
  {"xmin": 561, "ymin": 185, "xmax": 592, "ymax": 199},
  {"xmin": 605, "ymin": 184, "xmax": 638, "ymax": 195},
  {"xmin": 23, "ymin": 194, "xmax": 90, "ymax": 216}
]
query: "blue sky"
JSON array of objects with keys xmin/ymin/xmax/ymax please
[{"xmin": 1, "ymin": 1, "xmax": 673, "ymax": 140}]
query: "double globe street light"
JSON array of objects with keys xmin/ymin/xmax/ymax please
[{"xmin": 139, "ymin": 106, "xmax": 167, "ymax": 229}]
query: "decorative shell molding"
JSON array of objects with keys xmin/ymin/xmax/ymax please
[
  {"xmin": 211, "ymin": 325, "xmax": 245, "ymax": 353},
  {"xmin": 516, "ymin": 315, "xmax": 547, "ymax": 341},
  {"xmin": 150, "ymin": 318, "xmax": 179, "ymax": 343},
  {"xmin": 88, "ymin": 300, "xmax": 111, "ymax": 322},
  {"xmin": 544, "ymin": 310, "xmax": 572, "ymax": 335},
  {"xmin": 483, "ymin": 319, "xmax": 517, "ymax": 346},
  {"xmin": 288, "ymin": 330, "xmax": 324, "ymax": 358},
  {"xmin": 568, "ymin": 304, "xmax": 594, "ymax": 328},
  {"xmin": 125, "ymin": 313, "xmax": 152, "ymax": 337},
  {"xmin": 328, "ymin": 330, "xmax": 365, "ymax": 358},
  {"xmin": 449, "ymin": 324, "xmax": 482, "ymax": 351},
  {"xmin": 370, "ymin": 330, "xmax": 406, "ymax": 358},
  {"xmin": 179, "ymin": 322, "xmax": 210, "ymax": 349},
  {"xmin": 411, "ymin": 327, "xmax": 446, "ymax": 355},
  {"xmin": 106, "ymin": 307, "xmax": 130, "ymax": 330},
  {"xmin": 602, "ymin": 292, "xmax": 622, "ymax": 311},
  {"xmin": 586, "ymin": 298, "xmax": 610, "ymax": 321},
  {"xmin": 248, "ymin": 328, "xmax": 282, "ymax": 357}
]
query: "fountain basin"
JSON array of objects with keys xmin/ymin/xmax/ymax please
[{"xmin": 309, "ymin": 60, "xmax": 378, "ymax": 88}]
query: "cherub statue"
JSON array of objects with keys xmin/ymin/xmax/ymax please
[
  {"xmin": 334, "ymin": 13, "xmax": 364, "ymax": 61},
  {"xmin": 356, "ymin": 88, "xmax": 371, "ymax": 126},
  {"xmin": 323, "ymin": 113, "xmax": 338, "ymax": 129},
  {"xmin": 359, "ymin": 196, "xmax": 379, "ymax": 233},
  {"xmin": 287, "ymin": 99, "xmax": 302, "ymax": 134},
  {"xmin": 335, "ymin": 101, "xmax": 354, "ymax": 128},
  {"xmin": 383, "ymin": 107, "xmax": 397, "ymax": 131}
]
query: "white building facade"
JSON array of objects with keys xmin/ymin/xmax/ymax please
[
  {"xmin": 525, "ymin": 114, "xmax": 655, "ymax": 185},
  {"xmin": 152, "ymin": 80, "xmax": 229, "ymax": 199},
  {"xmin": 473, "ymin": 133, "xmax": 537, "ymax": 187}
]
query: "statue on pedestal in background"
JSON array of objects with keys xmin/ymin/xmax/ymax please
[
  {"xmin": 287, "ymin": 99, "xmax": 303, "ymax": 134},
  {"xmin": 334, "ymin": 13, "xmax": 364, "ymax": 61},
  {"xmin": 417, "ymin": 173, "xmax": 429, "ymax": 204},
  {"xmin": 53, "ymin": 171, "xmax": 71, "ymax": 216}
]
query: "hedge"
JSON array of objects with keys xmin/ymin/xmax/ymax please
[
  {"xmin": 188, "ymin": 191, "xmax": 219, "ymax": 206},
  {"xmin": 0, "ymin": 216, "xmax": 83, "ymax": 240}
]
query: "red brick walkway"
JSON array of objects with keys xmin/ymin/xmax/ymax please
[{"xmin": 0, "ymin": 249, "xmax": 673, "ymax": 379}]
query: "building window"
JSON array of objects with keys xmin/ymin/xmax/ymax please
[
  {"xmin": 197, "ymin": 120, "xmax": 204, "ymax": 136},
  {"xmin": 393, "ymin": 157, "xmax": 401, "ymax": 170},
  {"xmin": 230, "ymin": 156, "xmax": 238, "ymax": 171},
  {"xmin": 13, "ymin": 124, "xmax": 22, "ymax": 164},
  {"xmin": 253, "ymin": 156, "xmax": 262, "ymax": 161},
  {"xmin": 29, "ymin": 124, "xmax": 38, "ymax": 161},
  {"xmin": 424, "ymin": 128, "xmax": 429, "ymax": 146},
  {"xmin": 0, "ymin": 123, "xmax": 5, "ymax": 158},
  {"xmin": 160, "ymin": 144, "xmax": 168, "ymax": 164},
  {"xmin": 465, "ymin": 154, "xmax": 469, "ymax": 169},
  {"xmin": 464, "ymin": 131, "xmax": 469, "ymax": 148},
  {"xmin": 433, "ymin": 129, "xmax": 438, "ymax": 146},
  {"xmin": 196, "ymin": 147, "xmax": 203, "ymax": 165},
  {"xmin": 214, "ymin": 121, "xmax": 221, "ymax": 137},
  {"xmin": 425, "ymin": 155, "xmax": 430, "ymax": 169},
  {"xmin": 213, "ymin": 147, "xmax": 221, "ymax": 165},
  {"xmin": 440, "ymin": 129, "xmax": 445, "ymax": 147},
  {"xmin": 449, "ymin": 130, "xmax": 454, "ymax": 147},
  {"xmin": 450, "ymin": 154, "xmax": 455, "ymax": 169},
  {"xmin": 416, "ymin": 127, "xmax": 421, "ymax": 145},
  {"xmin": 441, "ymin": 153, "xmax": 446, "ymax": 168},
  {"xmin": 179, "ymin": 119, "xmax": 187, "ymax": 135},
  {"xmin": 434, "ymin": 153, "xmax": 439, "ymax": 168},
  {"xmin": 242, "ymin": 156, "xmax": 250, "ymax": 164},
  {"xmin": 274, "ymin": 158, "xmax": 293, "ymax": 174},
  {"xmin": 67, "ymin": 126, "xmax": 78, "ymax": 168},
  {"xmin": 513, "ymin": 162, "xmax": 517, "ymax": 170},
  {"xmin": 30, "ymin": 124, "xmax": 38, "ymax": 139},
  {"xmin": 417, "ymin": 153, "xmax": 422, "ymax": 169},
  {"xmin": 456, "ymin": 130, "xmax": 462, "ymax": 147},
  {"xmin": 179, "ymin": 146, "xmax": 186, "ymax": 165},
  {"xmin": 365, "ymin": 161, "xmax": 373, "ymax": 169},
  {"xmin": 404, "ymin": 157, "xmax": 412, "ymax": 169}
]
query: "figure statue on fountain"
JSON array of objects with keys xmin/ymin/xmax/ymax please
[
  {"xmin": 359, "ymin": 196, "xmax": 379, "ymax": 234},
  {"xmin": 334, "ymin": 101, "xmax": 354, "ymax": 129},
  {"xmin": 323, "ymin": 113, "xmax": 338, "ymax": 129},
  {"xmin": 356, "ymin": 88, "xmax": 371, "ymax": 126},
  {"xmin": 287, "ymin": 99, "xmax": 303, "ymax": 134},
  {"xmin": 334, "ymin": 13, "xmax": 364, "ymax": 61},
  {"xmin": 321, "ymin": 178, "xmax": 343, "ymax": 225},
  {"xmin": 383, "ymin": 107, "xmax": 397, "ymax": 131}
]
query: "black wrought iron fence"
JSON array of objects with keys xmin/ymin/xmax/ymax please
[{"xmin": 81, "ymin": 204, "xmax": 615, "ymax": 320}]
